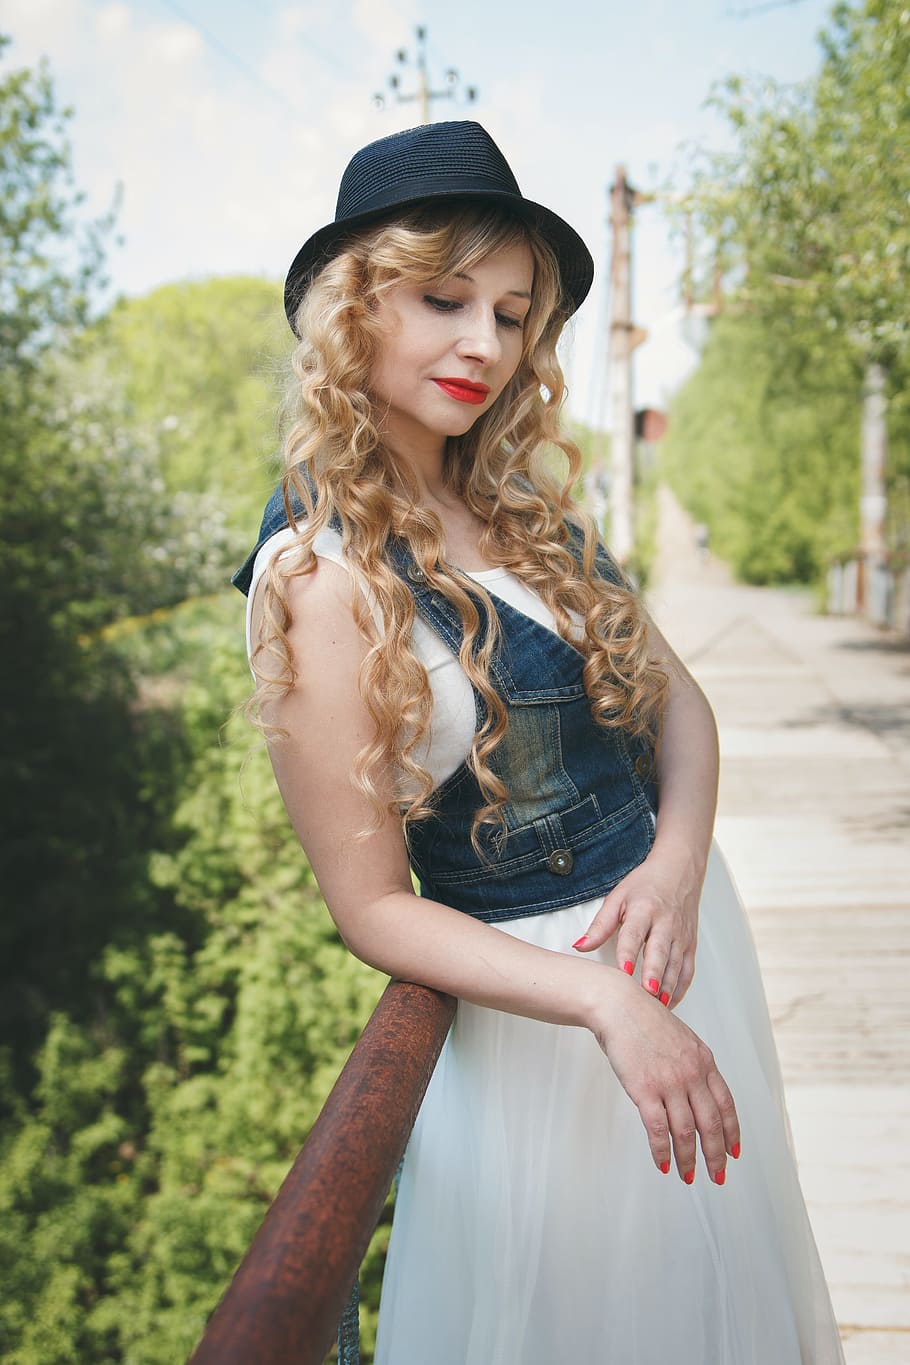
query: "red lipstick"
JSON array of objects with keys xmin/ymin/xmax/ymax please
[{"xmin": 433, "ymin": 378, "xmax": 491, "ymax": 405}]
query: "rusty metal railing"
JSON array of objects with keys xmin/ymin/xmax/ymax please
[{"xmin": 189, "ymin": 979, "xmax": 456, "ymax": 1365}]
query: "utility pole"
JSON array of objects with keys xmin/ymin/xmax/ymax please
[
  {"xmin": 373, "ymin": 26, "xmax": 477, "ymax": 125},
  {"xmin": 858, "ymin": 360, "xmax": 888, "ymax": 612},
  {"xmin": 602, "ymin": 183, "xmax": 717, "ymax": 563},
  {"xmin": 607, "ymin": 167, "xmax": 648, "ymax": 565}
]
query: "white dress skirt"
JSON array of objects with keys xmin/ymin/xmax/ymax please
[
  {"xmin": 373, "ymin": 848, "xmax": 845, "ymax": 1365},
  {"xmin": 244, "ymin": 529, "xmax": 845, "ymax": 1365}
]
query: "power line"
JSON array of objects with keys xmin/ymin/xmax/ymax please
[
  {"xmin": 224, "ymin": 0, "xmax": 360, "ymax": 77},
  {"xmin": 153, "ymin": 0, "xmax": 309, "ymax": 117},
  {"xmin": 723, "ymin": 0, "xmax": 809, "ymax": 17}
]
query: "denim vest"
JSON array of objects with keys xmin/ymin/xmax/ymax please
[{"xmin": 233, "ymin": 482, "xmax": 658, "ymax": 924}]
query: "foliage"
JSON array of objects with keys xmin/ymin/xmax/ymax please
[
  {"xmin": 0, "ymin": 39, "xmax": 157, "ymax": 1062},
  {"xmin": 666, "ymin": 0, "xmax": 909, "ymax": 583},
  {"xmin": 662, "ymin": 311, "xmax": 862, "ymax": 582},
  {"xmin": 2, "ymin": 596, "xmax": 386, "ymax": 1362},
  {"xmin": 0, "ymin": 38, "xmax": 232, "ymax": 1069},
  {"xmin": 569, "ymin": 419, "xmax": 609, "ymax": 479},
  {"xmin": 91, "ymin": 614, "xmax": 383, "ymax": 1362},
  {"xmin": 692, "ymin": 1, "xmax": 910, "ymax": 362},
  {"xmin": 627, "ymin": 458, "xmax": 660, "ymax": 590},
  {"xmin": 88, "ymin": 277, "xmax": 291, "ymax": 532},
  {"xmin": 1, "ymin": 35, "xmax": 386, "ymax": 1363},
  {"xmin": 0, "ymin": 37, "xmax": 109, "ymax": 372}
]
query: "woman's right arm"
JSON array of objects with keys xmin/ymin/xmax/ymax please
[{"xmin": 253, "ymin": 559, "xmax": 740, "ymax": 1185}]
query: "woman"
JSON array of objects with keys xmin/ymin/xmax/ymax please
[{"xmin": 234, "ymin": 120, "xmax": 844, "ymax": 1364}]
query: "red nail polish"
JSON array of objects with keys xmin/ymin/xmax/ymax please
[
  {"xmin": 659, "ymin": 1159, "xmax": 670, "ymax": 1174},
  {"xmin": 659, "ymin": 990, "xmax": 670, "ymax": 1006},
  {"xmin": 622, "ymin": 960, "xmax": 634, "ymax": 975},
  {"xmin": 714, "ymin": 1169, "xmax": 726, "ymax": 1186},
  {"xmin": 731, "ymin": 1141, "xmax": 741, "ymax": 1160},
  {"xmin": 646, "ymin": 978, "xmax": 659, "ymax": 994},
  {"xmin": 684, "ymin": 1169, "xmax": 695, "ymax": 1185},
  {"xmin": 572, "ymin": 935, "xmax": 588, "ymax": 950}
]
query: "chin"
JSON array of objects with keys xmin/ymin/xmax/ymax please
[{"xmin": 445, "ymin": 411, "xmax": 488, "ymax": 438}]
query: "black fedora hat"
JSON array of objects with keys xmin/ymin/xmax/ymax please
[{"xmin": 283, "ymin": 120, "xmax": 594, "ymax": 333}]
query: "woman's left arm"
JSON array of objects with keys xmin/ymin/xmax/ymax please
[{"xmin": 573, "ymin": 617, "xmax": 719, "ymax": 1007}]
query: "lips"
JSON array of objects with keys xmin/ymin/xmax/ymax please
[{"xmin": 433, "ymin": 378, "xmax": 491, "ymax": 405}]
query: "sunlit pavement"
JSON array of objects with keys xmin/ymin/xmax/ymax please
[{"xmin": 648, "ymin": 487, "xmax": 910, "ymax": 1365}]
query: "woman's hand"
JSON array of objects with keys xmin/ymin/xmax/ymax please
[
  {"xmin": 575, "ymin": 613, "xmax": 718, "ymax": 1008},
  {"xmin": 572, "ymin": 845, "xmax": 705, "ymax": 1008},
  {"xmin": 590, "ymin": 976, "xmax": 740, "ymax": 1184}
]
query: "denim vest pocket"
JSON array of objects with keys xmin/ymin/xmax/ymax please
[
  {"xmin": 412, "ymin": 785, "xmax": 656, "ymax": 922},
  {"xmin": 427, "ymin": 789, "xmax": 644, "ymax": 884}
]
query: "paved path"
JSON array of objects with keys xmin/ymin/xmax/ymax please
[{"xmin": 648, "ymin": 488, "xmax": 910, "ymax": 1365}]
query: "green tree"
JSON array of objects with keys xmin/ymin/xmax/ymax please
[
  {"xmin": 666, "ymin": 0, "xmax": 910, "ymax": 581},
  {"xmin": 0, "ymin": 39, "xmax": 228, "ymax": 1066},
  {"xmin": 91, "ymin": 277, "xmax": 291, "ymax": 532},
  {"xmin": 0, "ymin": 37, "xmax": 186, "ymax": 1361},
  {"xmin": 663, "ymin": 311, "xmax": 861, "ymax": 581},
  {"xmin": 2, "ymin": 591, "xmax": 386, "ymax": 1363},
  {"xmin": 0, "ymin": 36, "xmax": 107, "ymax": 372},
  {"xmin": 98, "ymin": 623, "xmax": 384, "ymax": 1362},
  {"xmin": 1, "ymin": 40, "xmax": 387, "ymax": 1360},
  {"xmin": 690, "ymin": 1, "xmax": 909, "ymax": 362}
]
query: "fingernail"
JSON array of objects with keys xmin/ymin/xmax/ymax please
[
  {"xmin": 622, "ymin": 960, "xmax": 634, "ymax": 975},
  {"xmin": 646, "ymin": 978, "xmax": 659, "ymax": 995},
  {"xmin": 659, "ymin": 990, "xmax": 670, "ymax": 1006},
  {"xmin": 714, "ymin": 1169, "xmax": 726, "ymax": 1186},
  {"xmin": 684, "ymin": 1169, "xmax": 695, "ymax": 1185},
  {"xmin": 572, "ymin": 935, "xmax": 588, "ymax": 950},
  {"xmin": 659, "ymin": 1159, "xmax": 670, "ymax": 1174},
  {"xmin": 731, "ymin": 1141, "xmax": 741, "ymax": 1160}
]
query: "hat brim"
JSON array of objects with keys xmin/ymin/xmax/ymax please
[{"xmin": 283, "ymin": 189, "xmax": 594, "ymax": 333}]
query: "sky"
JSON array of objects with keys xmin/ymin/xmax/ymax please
[{"xmin": 4, "ymin": 0, "xmax": 837, "ymax": 423}]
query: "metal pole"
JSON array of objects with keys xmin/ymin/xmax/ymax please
[
  {"xmin": 858, "ymin": 359, "xmax": 888, "ymax": 614},
  {"xmin": 608, "ymin": 167, "xmax": 635, "ymax": 564},
  {"xmin": 860, "ymin": 361, "xmax": 887, "ymax": 560}
]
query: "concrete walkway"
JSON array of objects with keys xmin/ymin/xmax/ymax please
[{"xmin": 647, "ymin": 488, "xmax": 910, "ymax": 1365}]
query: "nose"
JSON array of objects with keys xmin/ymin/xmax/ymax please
[{"xmin": 455, "ymin": 305, "xmax": 502, "ymax": 366}]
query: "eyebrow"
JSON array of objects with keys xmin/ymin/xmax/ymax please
[{"xmin": 453, "ymin": 271, "xmax": 532, "ymax": 301}]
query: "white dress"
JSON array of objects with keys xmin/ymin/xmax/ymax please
[{"xmin": 247, "ymin": 530, "xmax": 846, "ymax": 1365}]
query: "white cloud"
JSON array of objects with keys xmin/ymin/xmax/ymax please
[
  {"xmin": 4, "ymin": 0, "xmax": 85, "ymax": 60},
  {"xmin": 150, "ymin": 20, "xmax": 204, "ymax": 65},
  {"xmin": 352, "ymin": 0, "xmax": 419, "ymax": 52},
  {"xmin": 3, "ymin": 0, "xmax": 380, "ymax": 293},
  {"xmin": 96, "ymin": 2, "xmax": 130, "ymax": 40}
]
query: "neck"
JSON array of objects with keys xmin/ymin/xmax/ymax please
[{"xmin": 380, "ymin": 425, "xmax": 451, "ymax": 505}]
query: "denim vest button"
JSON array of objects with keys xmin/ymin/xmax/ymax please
[
  {"xmin": 407, "ymin": 563, "xmax": 427, "ymax": 584},
  {"xmin": 635, "ymin": 754, "xmax": 652, "ymax": 780},
  {"xmin": 548, "ymin": 849, "xmax": 574, "ymax": 876}
]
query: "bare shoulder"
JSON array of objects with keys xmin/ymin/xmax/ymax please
[
  {"xmin": 251, "ymin": 552, "xmax": 376, "ymax": 783},
  {"xmin": 250, "ymin": 553, "xmax": 368, "ymax": 687},
  {"xmin": 642, "ymin": 609, "xmax": 712, "ymax": 716},
  {"xmin": 250, "ymin": 553, "xmax": 412, "ymax": 923}
]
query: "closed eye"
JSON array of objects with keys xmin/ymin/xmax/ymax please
[
  {"xmin": 423, "ymin": 294, "xmax": 460, "ymax": 313},
  {"xmin": 423, "ymin": 295, "xmax": 525, "ymax": 330}
]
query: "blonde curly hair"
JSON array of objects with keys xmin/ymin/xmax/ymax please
[{"xmin": 251, "ymin": 202, "xmax": 667, "ymax": 848}]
